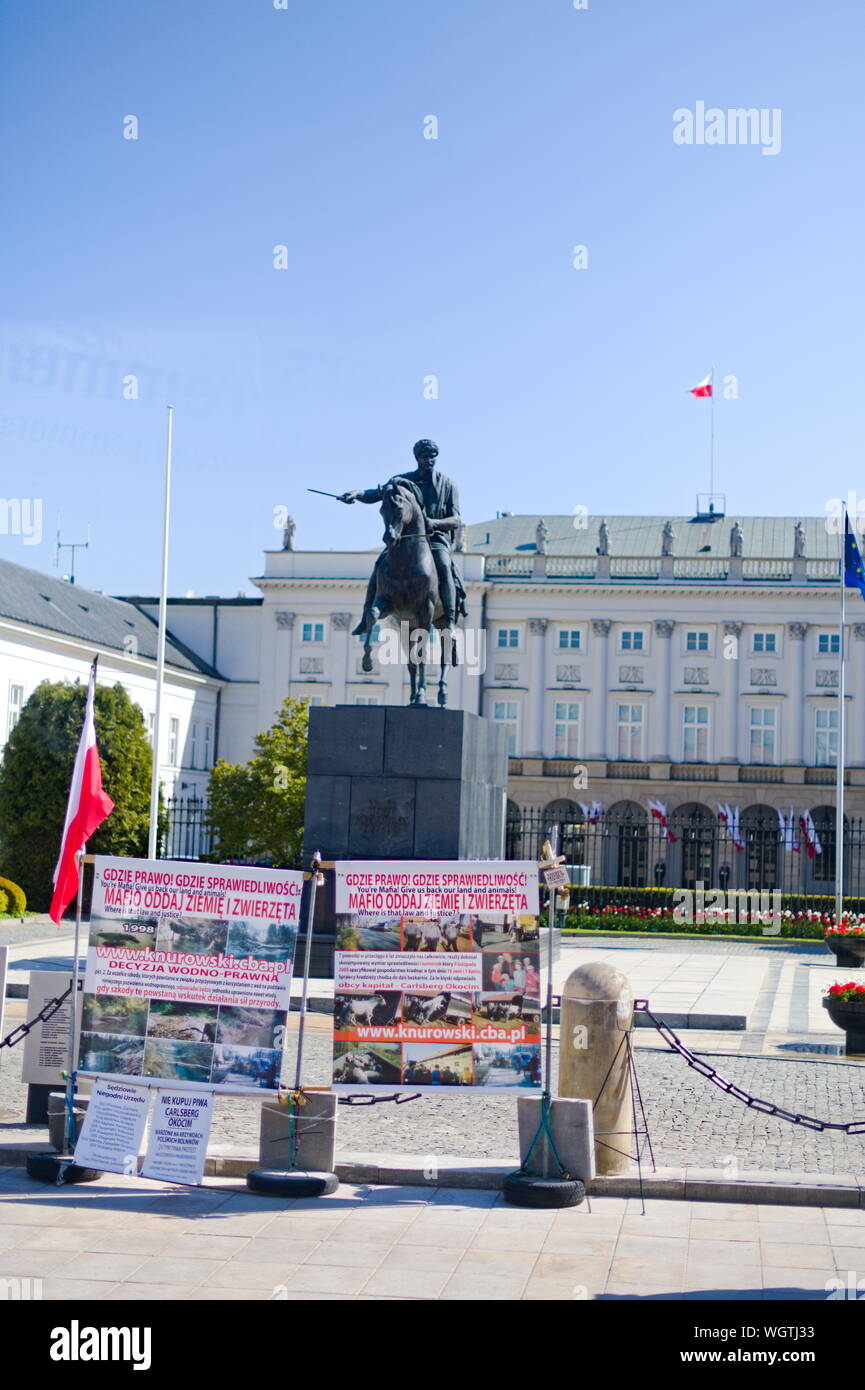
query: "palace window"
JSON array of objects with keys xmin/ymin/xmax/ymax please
[
  {"xmin": 553, "ymin": 702, "xmax": 581, "ymax": 757},
  {"xmin": 7, "ymin": 683, "xmax": 23, "ymax": 739},
  {"xmin": 685, "ymin": 631, "xmax": 709, "ymax": 652},
  {"xmin": 753, "ymin": 632, "xmax": 777, "ymax": 653},
  {"xmin": 817, "ymin": 634, "xmax": 840, "ymax": 655},
  {"xmin": 497, "ymin": 629, "xmax": 520, "ymax": 649},
  {"xmin": 301, "ymin": 622, "xmax": 325, "ymax": 643},
  {"xmin": 557, "ymin": 630, "xmax": 581, "ymax": 650},
  {"xmin": 749, "ymin": 707, "xmax": 776, "ymax": 763},
  {"xmin": 493, "ymin": 700, "xmax": 519, "ymax": 755},
  {"xmin": 620, "ymin": 630, "xmax": 645, "ymax": 651},
  {"xmin": 815, "ymin": 708, "xmax": 839, "ymax": 767},
  {"xmin": 168, "ymin": 717, "xmax": 180, "ymax": 766},
  {"xmin": 617, "ymin": 703, "xmax": 644, "ymax": 760},
  {"xmin": 682, "ymin": 705, "xmax": 709, "ymax": 761}
]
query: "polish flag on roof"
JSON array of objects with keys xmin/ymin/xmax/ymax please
[
  {"xmin": 49, "ymin": 659, "xmax": 115, "ymax": 924},
  {"xmin": 689, "ymin": 372, "xmax": 713, "ymax": 398}
]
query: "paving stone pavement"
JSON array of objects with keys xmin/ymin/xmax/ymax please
[
  {"xmin": 0, "ymin": 1166, "xmax": 861, "ymax": 1300},
  {"xmin": 3, "ymin": 1012, "xmax": 865, "ymax": 1174}
]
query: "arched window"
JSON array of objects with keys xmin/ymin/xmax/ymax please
[
  {"xmin": 605, "ymin": 801, "xmax": 650, "ymax": 888},
  {"xmin": 740, "ymin": 805, "xmax": 780, "ymax": 892},
  {"xmin": 670, "ymin": 802, "xmax": 715, "ymax": 890},
  {"xmin": 541, "ymin": 800, "xmax": 585, "ymax": 864}
]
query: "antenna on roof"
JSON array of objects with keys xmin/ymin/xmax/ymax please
[{"xmin": 55, "ymin": 514, "xmax": 91, "ymax": 584}]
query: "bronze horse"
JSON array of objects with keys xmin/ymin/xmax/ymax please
[{"xmin": 357, "ymin": 478, "xmax": 458, "ymax": 706}]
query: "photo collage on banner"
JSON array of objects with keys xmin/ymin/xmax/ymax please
[
  {"xmin": 81, "ymin": 857, "xmax": 304, "ymax": 1093},
  {"xmin": 333, "ymin": 860, "xmax": 541, "ymax": 1093}
]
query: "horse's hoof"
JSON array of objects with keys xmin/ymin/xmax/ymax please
[
  {"xmin": 437, "ymin": 691, "xmax": 447, "ymax": 707},
  {"xmin": 361, "ymin": 652, "xmax": 373, "ymax": 673}
]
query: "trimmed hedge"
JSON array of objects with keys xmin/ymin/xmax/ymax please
[
  {"xmin": 0, "ymin": 888, "xmax": 8, "ymax": 916},
  {"xmin": 0, "ymin": 876, "xmax": 26, "ymax": 916},
  {"xmin": 541, "ymin": 884, "xmax": 854, "ymax": 939}
]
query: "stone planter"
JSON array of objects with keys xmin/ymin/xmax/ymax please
[
  {"xmin": 822, "ymin": 996, "xmax": 865, "ymax": 1054},
  {"xmin": 824, "ymin": 934, "xmax": 865, "ymax": 969}
]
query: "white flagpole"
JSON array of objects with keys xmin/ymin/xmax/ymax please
[
  {"xmin": 835, "ymin": 508, "xmax": 846, "ymax": 927},
  {"xmin": 148, "ymin": 405, "xmax": 173, "ymax": 860},
  {"xmin": 709, "ymin": 366, "xmax": 716, "ymax": 500}
]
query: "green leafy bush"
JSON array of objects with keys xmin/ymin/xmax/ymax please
[
  {"xmin": 0, "ymin": 876, "xmax": 26, "ymax": 915},
  {"xmin": 206, "ymin": 695, "xmax": 308, "ymax": 867},
  {"xmin": 0, "ymin": 888, "xmax": 9, "ymax": 916}
]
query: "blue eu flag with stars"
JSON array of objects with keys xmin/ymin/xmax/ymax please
[{"xmin": 845, "ymin": 513, "xmax": 865, "ymax": 599}]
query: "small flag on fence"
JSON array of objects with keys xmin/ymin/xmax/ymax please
[{"xmin": 648, "ymin": 798, "xmax": 676, "ymax": 843}]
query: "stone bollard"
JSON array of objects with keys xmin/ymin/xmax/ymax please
[
  {"xmin": 559, "ymin": 962, "xmax": 634, "ymax": 1176},
  {"xmin": 259, "ymin": 1091, "xmax": 338, "ymax": 1172}
]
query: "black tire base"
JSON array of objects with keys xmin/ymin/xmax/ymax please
[
  {"xmin": 246, "ymin": 1167, "xmax": 339, "ymax": 1198},
  {"xmin": 25, "ymin": 1154, "xmax": 102, "ymax": 1185},
  {"xmin": 502, "ymin": 1171, "xmax": 585, "ymax": 1209}
]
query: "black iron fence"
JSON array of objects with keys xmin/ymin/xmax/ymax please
[
  {"xmin": 162, "ymin": 796, "xmax": 213, "ymax": 861},
  {"xmin": 505, "ymin": 807, "xmax": 865, "ymax": 898}
]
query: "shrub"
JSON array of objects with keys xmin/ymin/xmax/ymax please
[
  {"xmin": 0, "ymin": 888, "xmax": 9, "ymax": 916},
  {"xmin": 0, "ymin": 876, "xmax": 26, "ymax": 915}
]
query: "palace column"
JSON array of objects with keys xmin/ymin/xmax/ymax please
[
  {"xmin": 721, "ymin": 621, "xmax": 743, "ymax": 763},
  {"xmin": 784, "ymin": 622, "xmax": 808, "ymax": 764},
  {"xmin": 651, "ymin": 620, "xmax": 675, "ymax": 760},
  {"xmin": 588, "ymin": 619, "xmax": 611, "ymax": 760},
  {"xmin": 526, "ymin": 619, "xmax": 548, "ymax": 756},
  {"xmin": 331, "ymin": 612, "xmax": 353, "ymax": 703}
]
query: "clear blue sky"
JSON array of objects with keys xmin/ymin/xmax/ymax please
[{"xmin": 2, "ymin": 0, "xmax": 862, "ymax": 596}]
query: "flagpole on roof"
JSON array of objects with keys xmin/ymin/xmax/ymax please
[
  {"xmin": 709, "ymin": 366, "xmax": 716, "ymax": 499},
  {"xmin": 835, "ymin": 506, "xmax": 846, "ymax": 928},
  {"xmin": 148, "ymin": 405, "xmax": 173, "ymax": 860}
]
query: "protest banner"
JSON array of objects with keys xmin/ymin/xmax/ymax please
[
  {"xmin": 72, "ymin": 1078, "xmax": 149, "ymax": 1176},
  {"xmin": 141, "ymin": 1087, "xmax": 215, "ymax": 1186},
  {"xmin": 332, "ymin": 860, "xmax": 542, "ymax": 1094},
  {"xmin": 79, "ymin": 857, "xmax": 303, "ymax": 1094}
]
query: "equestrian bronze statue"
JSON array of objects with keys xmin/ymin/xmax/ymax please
[{"xmin": 333, "ymin": 439, "xmax": 467, "ymax": 706}]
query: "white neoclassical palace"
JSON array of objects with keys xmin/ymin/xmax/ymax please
[{"xmin": 2, "ymin": 509, "xmax": 860, "ymax": 883}]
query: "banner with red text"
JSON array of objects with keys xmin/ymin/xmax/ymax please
[
  {"xmin": 333, "ymin": 860, "xmax": 542, "ymax": 1094},
  {"xmin": 80, "ymin": 856, "xmax": 303, "ymax": 1093}
]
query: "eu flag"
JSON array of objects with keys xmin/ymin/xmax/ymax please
[{"xmin": 845, "ymin": 514, "xmax": 865, "ymax": 599}]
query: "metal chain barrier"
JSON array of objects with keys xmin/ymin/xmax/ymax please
[
  {"xmin": 0, "ymin": 984, "xmax": 72, "ymax": 1051},
  {"xmin": 635, "ymin": 1000, "xmax": 865, "ymax": 1135},
  {"xmin": 338, "ymin": 1092, "xmax": 421, "ymax": 1106}
]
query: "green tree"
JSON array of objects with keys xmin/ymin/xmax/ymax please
[
  {"xmin": 0, "ymin": 679, "xmax": 153, "ymax": 911},
  {"xmin": 206, "ymin": 696, "xmax": 308, "ymax": 866}
]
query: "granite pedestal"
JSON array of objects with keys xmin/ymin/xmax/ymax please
[{"xmin": 304, "ymin": 706, "xmax": 508, "ymax": 861}]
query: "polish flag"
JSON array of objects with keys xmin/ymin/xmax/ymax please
[
  {"xmin": 49, "ymin": 660, "xmax": 115, "ymax": 924},
  {"xmin": 799, "ymin": 811, "xmax": 823, "ymax": 860},
  {"xmin": 776, "ymin": 807, "xmax": 800, "ymax": 854},
  {"xmin": 648, "ymin": 799, "xmax": 676, "ymax": 843},
  {"xmin": 690, "ymin": 372, "xmax": 713, "ymax": 398},
  {"xmin": 579, "ymin": 800, "xmax": 604, "ymax": 824},
  {"xmin": 717, "ymin": 803, "xmax": 745, "ymax": 852}
]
